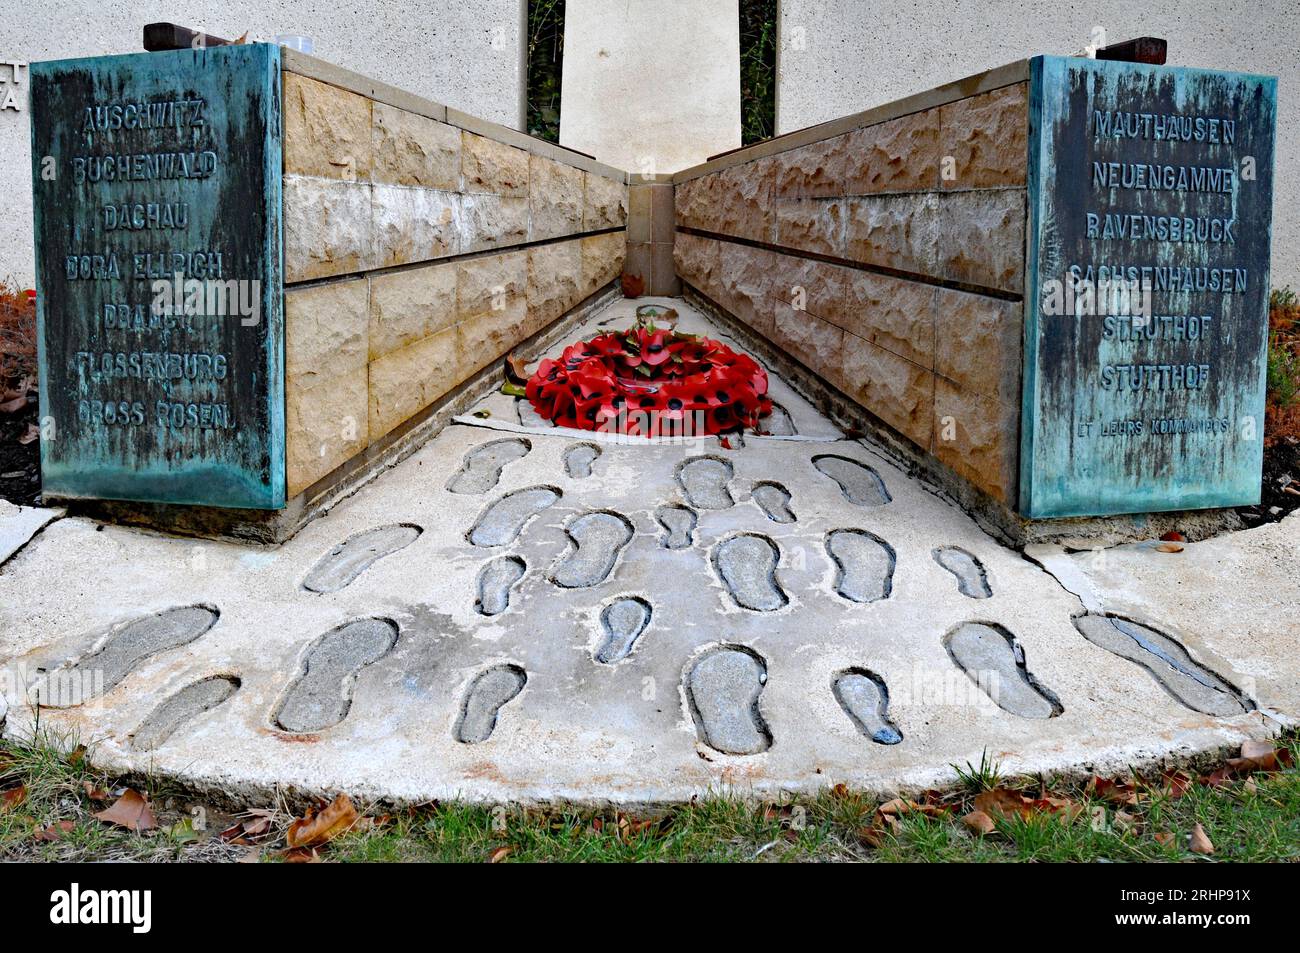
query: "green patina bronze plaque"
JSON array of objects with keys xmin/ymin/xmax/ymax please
[
  {"xmin": 31, "ymin": 44, "xmax": 284, "ymax": 509},
  {"xmin": 1022, "ymin": 56, "xmax": 1276, "ymax": 518}
]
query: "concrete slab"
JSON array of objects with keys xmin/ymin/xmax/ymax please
[
  {"xmin": 0, "ymin": 502, "xmax": 62, "ymax": 568},
  {"xmin": 0, "ymin": 297, "xmax": 1291, "ymax": 805}
]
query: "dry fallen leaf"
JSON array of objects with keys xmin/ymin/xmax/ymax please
[
  {"xmin": 93, "ymin": 788, "xmax": 158, "ymax": 832},
  {"xmin": 1189, "ymin": 823, "xmax": 1215, "ymax": 855},
  {"xmin": 1227, "ymin": 740, "xmax": 1291, "ymax": 774},
  {"xmin": 973, "ymin": 788, "xmax": 1034, "ymax": 820},
  {"xmin": 82, "ymin": 780, "xmax": 109, "ymax": 801},
  {"xmin": 963, "ymin": 810, "xmax": 996, "ymax": 835},
  {"xmin": 285, "ymin": 794, "xmax": 358, "ymax": 849},
  {"xmin": 34, "ymin": 819, "xmax": 76, "ymax": 842},
  {"xmin": 1, "ymin": 784, "xmax": 27, "ymax": 813},
  {"xmin": 1243, "ymin": 776, "xmax": 1259, "ymax": 794},
  {"xmin": 489, "ymin": 845, "xmax": 514, "ymax": 863},
  {"xmin": 1153, "ymin": 832, "xmax": 1175, "ymax": 846}
]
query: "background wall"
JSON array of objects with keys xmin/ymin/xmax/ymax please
[
  {"xmin": 776, "ymin": 0, "xmax": 1299, "ymax": 287},
  {"xmin": 560, "ymin": 0, "xmax": 742, "ymax": 176},
  {"xmin": 0, "ymin": 0, "xmax": 527, "ymax": 285}
]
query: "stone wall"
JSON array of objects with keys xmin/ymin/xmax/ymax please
[
  {"xmin": 281, "ymin": 59, "xmax": 628, "ymax": 499},
  {"xmin": 674, "ymin": 73, "xmax": 1029, "ymax": 505}
]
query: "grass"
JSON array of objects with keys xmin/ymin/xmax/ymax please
[
  {"xmin": 1267, "ymin": 287, "xmax": 1300, "ymax": 444},
  {"xmin": 2, "ymin": 729, "xmax": 1297, "ymax": 863}
]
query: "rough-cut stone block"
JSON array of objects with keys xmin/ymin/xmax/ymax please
[
  {"xmin": 713, "ymin": 159, "xmax": 776, "ymax": 242},
  {"xmin": 369, "ymin": 262, "xmax": 457, "ymax": 361},
  {"xmin": 368, "ymin": 325, "xmax": 458, "ymax": 443},
  {"xmin": 844, "ymin": 193, "xmax": 937, "ymax": 275},
  {"xmin": 934, "ymin": 290, "xmax": 1022, "ymax": 403},
  {"xmin": 583, "ymin": 173, "xmax": 628, "ymax": 230},
  {"xmin": 460, "ymin": 194, "xmax": 529, "ymax": 253},
  {"xmin": 775, "ymin": 198, "xmax": 846, "ymax": 257},
  {"xmin": 371, "ymin": 102, "xmax": 460, "ymax": 189},
  {"xmin": 673, "ymin": 231, "xmax": 721, "ymax": 288},
  {"xmin": 528, "ymin": 240, "xmax": 585, "ymax": 325},
  {"xmin": 458, "ymin": 298, "xmax": 530, "ymax": 379},
  {"xmin": 934, "ymin": 190, "xmax": 1024, "ymax": 292},
  {"xmin": 285, "ymin": 280, "xmax": 369, "ymax": 496},
  {"xmin": 582, "ymin": 232, "xmax": 626, "ymax": 292},
  {"xmin": 774, "ymin": 135, "xmax": 847, "ymax": 198},
  {"xmin": 283, "ymin": 72, "xmax": 372, "ymax": 182},
  {"xmin": 674, "ymin": 174, "xmax": 720, "ymax": 232},
  {"xmin": 284, "ymin": 175, "xmax": 373, "ymax": 282},
  {"xmin": 457, "ymin": 250, "xmax": 527, "ymax": 323},
  {"xmin": 839, "ymin": 333, "xmax": 934, "ymax": 449},
  {"xmin": 372, "ymin": 184, "xmax": 459, "ymax": 268},
  {"xmin": 932, "ymin": 376, "xmax": 1018, "ymax": 505},
  {"xmin": 530, "ymin": 155, "xmax": 585, "ymax": 240},
  {"xmin": 772, "ymin": 304, "xmax": 844, "ymax": 380},
  {"xmin": 462, "ymin": 131, "xmax": 529, "ymax": 196},
  {"xmin": 939, "ymin": 83, "xmax": 1028, "ymax": 190},
  {"xmin": 718, "ymin": 242, "xmax": 779, "ymax": 338},
  {"xmin": 760, "ymin": 254, "xmax": 846, "ymax": 326},
  {"xmin": 843, "ymin": 271, "xmax": 936, "ymax": 368},
  {"xmin": 844, "ymin": 110, "xmax": 939, "ymax": 194}
]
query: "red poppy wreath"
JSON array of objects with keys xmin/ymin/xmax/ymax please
[{"xmin": 526, "ymin": 315, "xmax": 773, "ymax": 437}]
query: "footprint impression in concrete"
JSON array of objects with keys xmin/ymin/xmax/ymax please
[
  {"xmin": 303, "ymin": 524, "xmax": 422, "ymax": 593},
  {"xmin": 515, "ymin": 397, "xmax": 554, "ymax": 428},
  {"xmin": 655, "ymin": 504, "xmax": 697, "ymax": 549},
  {"xmin": 762, "ymin": 402, "xmax": 796, "ymax": 436},
  {"xmin": 826, "ymin": 529, "xmax": 895, "ymax": 603},
  {"xmin": 1072, "ymin": 613, "xmax": 1252, "ymax": 716},
  {"xmin": 685, "ymin": 645, "xmax": 772, "ymax": 755},
  {"xmin": 455, "ymin": 664, "xmax": 527, "ymax": 743},
  {"xmin": 552, "ymin": 511, "xmax": 634, "ymax": 588},
  {"xmin": 833, "ymin": 668, "xmax": 902, "ymax": 745},
  {"xmin": 812, "ymin": 455, "xmax": 891, "ymax": 507},
  {"xmin": 130, "ymin": 675, "xmax": 240, "ymax": 750},
  {"xmin": 467, "ymin": 486, "xmax": 561, "ymax": 547},
  {"xmin": 594, "ymin": 596, "xmax": 652, "ymax": 664},
  {"xmin": 752, "ymin": 481, "xmax": 795, "ymax": 524},
  {"xmin": 676, "ymin": 455, "xmax": 734, "ymax": 509},
  {"xmin": 274, "ymin": 618, "xmax": 400, "ymax": 733},
  {"xmin": 40, "ymin": 605, "xmax": 220, "ymax": 707},
  {"xmin": 446, "ymin": 437, "xmax": 531, "ymax": 494},
  {"xmin": 563, "ymin": 442, "xmax": 601, "ymax": 479},
  {"xmin": 944, "ymin": 622, "xmax": 1063, "ymax": 719},
  {"xmin": 713, "ymin": 533, "xmax": 787, "ymax": 611},
  {"xmin": 933, "ymin": 546, "xmax": 992, "ymax": 599},
  {"xmin": 475, "ymin": 555, "xmax": 526, "ymax": 616}
]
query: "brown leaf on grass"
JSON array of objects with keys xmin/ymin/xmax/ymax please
[
  {"xmin": 1, "ymin": 784, "xmax": 27, "ymax": 813},
  {"xmin": 1189, "ymin": 823, "xmax": 1215, "ymax": 855},
  {"xmin": 829, "ymin": 782, "xmax": 850, "ymax": 800},
  {"xmin": 1226, "ymin": 740, "xmax": 1292, "ymax": 774},
  {"xmin": 281, "ymin": 847, "xmax": 320, "ymax": 863},
  {"xmin": 1113, "ymin": 810, "xmax": 1138, "ymax": 834},
  {"xmin": 1160, "ymin": 769, "xmax": 1192, "ymax": 799},
  {"xmin": 285, "ymin": 794, "xmax": 358, "ymax": 848},
  {"xmin": 1153, "ymin": 832, "xmax": 1175, "ymax": 847},
  {"xmin": 68, "ymin": 744, "xmax": 87, "ymax": 766},
  {"xmin": 963, "ymin": 810, "xmax": 996, "ymax": 835},
  {"xmin": 34, "ymin": 819, "xmax": 76, "ymax": 842},
  {"xmin": 857, "ymin": 825, "xmax": 886, "ymax": 848},
  {"xmin": 82, "ymin": 780, "xmax": 109, "ymax": 801},
  {"xmin": 1201, "ymin": 767, "xmax": 1234, "ymax": 788},
  {"xmin": 973, "ymin": 788, "xmax": 1034, "ymax": 820},
  {"xmin": 93, "ymin": 788, "xmax": 157, "ymax": 832},
  {"xmin": 1087, "ymin": 775, "xmax": 1139, "ymax": 806},
  {"xmin": 488, "ymin": 845, "xmax": 514, "ymax": 863},
  {"xmin": 616, "ymin": 813, "xmax": 657, "ymax": 842},
  {"xmin": 1243, "ymin": 776, "xmax": 1260, "ymax": 795},
  {"xmin": 220, "ymin": 810, "xmax": 274, "ymax": 844}
]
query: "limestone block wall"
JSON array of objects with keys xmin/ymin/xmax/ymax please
[
  {"xmin": 674, "ymin": 66, "xmax": 1029, "ymax": 506},
  {"xmin": 280, "ymin": 56, "xmax": 628, "ymax": 499}
]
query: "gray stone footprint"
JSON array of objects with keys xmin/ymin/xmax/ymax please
[
  {"xmin": 826, "ymin": 529, "xmax": 895, "ymax": 603},
  {"xmin": 833, "ymin": 668, "xmax": 902, "ymax": 745},
  {"xmin": 304, "ymin": 524, "xmax": 422, "ymax": 593},
  {"xmin": 813, "ymin": 455, "xmax": 891, "ymax": 506},
  {"xmin": 1072, "ymin": 614, "xmax": 1251, "ymax": 716},
  {"xmin": 714, "ymin": 533, "xmax": 787, "ymax": 611},
  {"xmin": 131, "ymin": 675, "xmax": 240, "ymax": 750},
  {"xmin": 945, "ymin": 622, "xmax": 1063, "ymax": 719},
  {"xmin": 39, "ymin": 605, "xmax": 220, "ymax": 708},
  {"xmin": 752, "ymin": 481, "xmax": 795, "ymax": 523},
  {"xmin": 655, "ymin": 504, "xmax": 697, "ymax": 549},
  {"xmin": 455, "ymin": 664, "xmax": 527, "ymax": 743},
  {"xmin": 934, "ymin": 546, "xmax": 992, "ymax": 598},
  {"xmin": 476, "ymin": 555, "xmax": 526, "ymax": 616},
  {"xmin": 467, "ymin": 486, "xmax": 561, "ymax": 546},
  {"xmin": 685, "ymin": 645, "xmax": 772, "ymax": 755},
  {"xmin": 447, "ymin": 437, "xmax": 531, "ymax": 494},
  {"xmin": 515, "ymin": 397, "xmax": 554, "ymax": 428},
  {"xmin": 677, "ymin": 455, "xmax": 734, "ymax": 509},
  {"xmin": 763, "ymin": 402, "xmax": 796, "ymax": 436},
  {"xmin": 563, "ymin": 442, "xmax": 601, "ymax": 478},
  {"xmin": 274, "ymin": 618, "xmax": 399, "ymax": 733},
  {"xmin": 594, "ymin": 597, "xmax": 652, "ymax": 663},
  {"xmin": 552, "ymin": 511, "xmax": 634, "ymax": 587}
]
